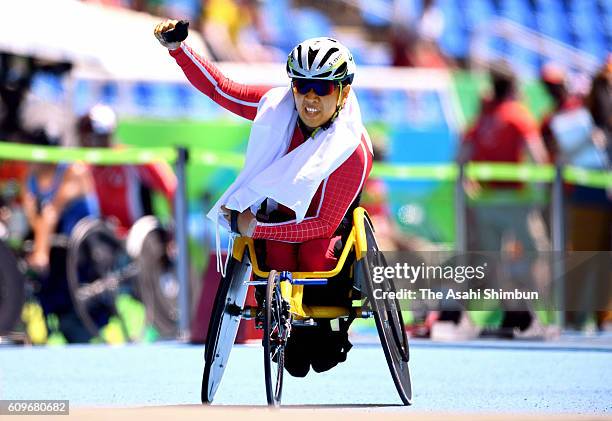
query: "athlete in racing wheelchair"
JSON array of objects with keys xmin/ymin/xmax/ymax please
[{"xmin": 155, "ymin": 20, "xmax": 411, "ymax": 406}]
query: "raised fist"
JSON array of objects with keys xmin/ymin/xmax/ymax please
[{"xmin": 154, "ymin": 20, "xmax": 182, "ymax": 50}]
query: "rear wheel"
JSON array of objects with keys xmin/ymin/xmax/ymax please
[
  {"xmin": 263, "ymin": 270, "xmax": 286, "ymax": 406},
  {"xmin": 201, "ymin": 253, "xmax": 251, "ymax": 403},
  {"xmin": 137, "ymin": 227, "xmax": 188, "ymax": 338},
  {"xmin": 66, "ymin": 218, "xmax": 136, "ymax": 338},
  {"xmin": 358, "ymin": 215, "xmax": 412, "ymax": 405}
]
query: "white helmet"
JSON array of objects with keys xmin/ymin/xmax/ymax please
[{"xmin": 286, "ymin": 37, "xmax": 356, "ymax": 84}]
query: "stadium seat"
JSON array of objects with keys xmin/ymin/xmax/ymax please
[
  {"xmin": 575, "ymin": 38, "xmax": 608, "ymax": 61},
  {"xmin": 100, "ymin": 82, "xmax": 119, "ymax": 107},
  {"xmin": 569, "ymin": 12, "xmax": 599, "ymax": 37},
  {"xmin": 534, "ymin": 0, "xmax": 564, "ymax": 13},
  {"xmin": 74, "ymin": 80, "xmax": 93, "ymax": 115},
  {"xmin": 291, "ymin": 8, "xmax": 334, "ymax": 47},
  {"xmin": 567, "ymin": 0, "xmax": 598, "ymax": 15},
  {"xmin": 603, "ymin": 14, "xmax": 612, "ymax": 37},
  {"xmin": 439, "ymin": 27, "xmax": 469, "ymax": 58},
  {"xmin": 358, "ymin": 0, "xmax": 395, "ymax": 27},
  {"xmin": 133, "ymin": 83, "xmax": 153, "ymax": 109},
  {"xmin": 462, "ymin": 0, "xmax": 495, "ymax": 30},
  {"xmin": 601, "ymin": 0, "xmax": 612, "ymax": 15},
  {"xmin": 437, "ymin": 0, "xmax": 461, "ymax": 21},
  {"xmin": 31, "ymin": 74, "xmax": 66, "ymax": 104},
  {"xmin": 506, "ymin": 45, "xmax": 539, "ymax": 79},
  {"xmin": 173, "ymin": 84, "xmax": 193, "ymax": 111},
  {"xmin": 260, "ymin": 0, "xmax": 294, "ymax": 52},
  {"xmin": 536, "ymin": 12, "xmax": 572, "ymax": 44},
  {"xmin": 498, "ymin": 0, "xmax": 534, "ymax": 27},
  {"xmin": 488, "ymin": 36, "xmax": 508, "ymax": 56}
]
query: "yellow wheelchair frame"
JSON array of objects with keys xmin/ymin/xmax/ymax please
[{"xmin": 233, "ymin": 206, "xmax": 372, "ymax": 321}]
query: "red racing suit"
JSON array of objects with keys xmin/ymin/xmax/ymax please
[{"xmin": 170, "ymin": 45, "xmax": 372, "ymax": 271}]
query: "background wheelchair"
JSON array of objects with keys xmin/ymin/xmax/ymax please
[
  {"xmin": 0, "ymin": 211, "xmax": 183, "ymax": 341},
  {"xmin": 67, "ymin": 215, "xmax": 184, "ymax": 339},
  {"xmin": 201, "ymin": 207, "xmax": 411, "ymax": 406}
]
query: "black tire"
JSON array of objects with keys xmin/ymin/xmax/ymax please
[
  {"xmin": 137, "ymin": 228, "xmax": 183, "ymax": 338},
  {"xmin": 201, "ymin": 253, "xmax": 251, "ymax": 403},
  {"xmin": 0, "ymin": 240, "xmax": 25, "ymax": 335},
  {"xmin": 263, "ymin": 270, "xmax": 284, "ymax": 406},
  {"xmin": 66, "ymin": 218, "xmax": 135, "ymax": 338},
  {"xmin": 358, "ymin": 215, "xmax": 412, "ymax": 405}
]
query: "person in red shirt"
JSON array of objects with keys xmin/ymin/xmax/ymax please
[
  {"xmin": 455, "ymin": 62, "xmax": 550, "ymax": 338},
  {"xmin": 460, "ymin": 63, "xmax": 548, "ymax": 193},
  {"xmin": 155, "ymin": 20, "xmax": 372, "ymax": 376},
  {"xmin": 76, "ymin": 105, "xmax": 176, "ymax": 235}
]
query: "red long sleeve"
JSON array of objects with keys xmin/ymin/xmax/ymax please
[
  {"xmin": 252, "ymin": 135, "xmax": 372, "ymax": 242},
  {"xmin": 169, "ymin": 44, "xmax": 270, "ymax": 120}
]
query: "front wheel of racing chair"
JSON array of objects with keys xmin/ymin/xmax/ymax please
[
  {"xmin": 263, "ymin": 270, "xmax": 289, "ymax": 406},
  {"xmin": 201, "ymin": 249, "xmax": 252, "ymax": 404}
]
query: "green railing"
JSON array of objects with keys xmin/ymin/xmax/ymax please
[{"xmin": 1, "ymin": 142, "xmax": 610, "ymax": 188}]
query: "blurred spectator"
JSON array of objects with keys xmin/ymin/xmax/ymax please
[
  {"xmin": 562, "ymin": 57, "xmax": 612, "ymax": 331},
  {"xmin": 389, "ymin": 0, "xmax": 448, "ymax": 68},
  {"xmin": 586, "ymin": 54, "xmax": 612, "ymax": 162},
  {"xmin": 459, "ymin": 61, "xmax": 549, "ymax": 200},
  {"xmin": 538, "ymin": 62, "xmax": 584, "ymax": 237},
  {"xmin": 202, "ymin": 0, "xmax": 281, "ymax": 62},
  {"xmin": 457, "ymin": 61, "xmax": 550, "ymax": 336},
  {"xmin": 416, "ymin": 0, "xmax": 445, "ymax": 43},
  {"xmin": 540, "ymin": 63, "xmax": 584, "ymax": 163},
  {"xmin": 77, "ymin": 105, "xmax": 176, "ymax": 235},
  {"xmin": 390, "ymin": 30, "xmax": 447, "ymax": 68},
  {"xmin": 21, "ymin": 129, "xmax": 100, "ymax": 343}
]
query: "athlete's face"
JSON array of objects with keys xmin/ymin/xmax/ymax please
[{"xmin": 292, "ymin": 80, "xmax": 350, "ymax": 129}]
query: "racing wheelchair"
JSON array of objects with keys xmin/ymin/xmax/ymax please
[{"xmin": 201, "ymin": 207, "xmax": 411, "ymax": 406}]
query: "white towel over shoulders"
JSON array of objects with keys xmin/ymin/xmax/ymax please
[{"xmin": 207, "ymin": 85, "xmax": 371, "ymax": 229}]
